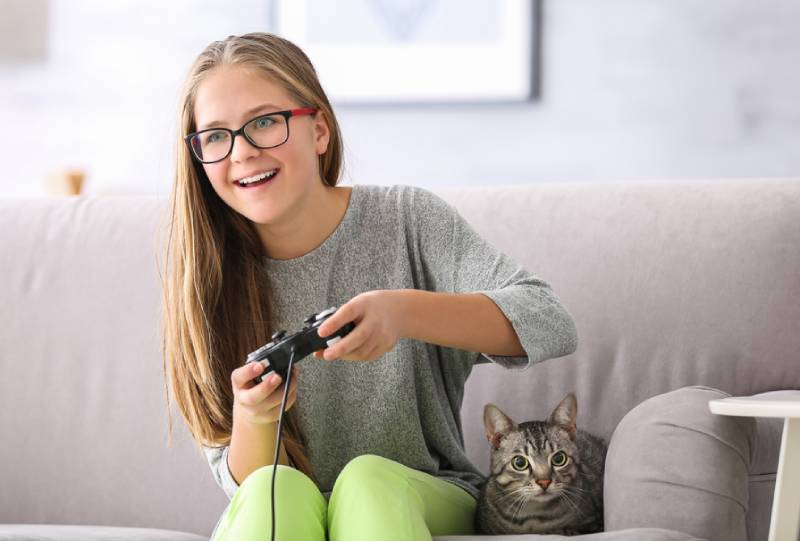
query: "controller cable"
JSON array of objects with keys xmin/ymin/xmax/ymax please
[{"xmin": 269, "ymin": 346, "xmax": 296, "ymax": 541}]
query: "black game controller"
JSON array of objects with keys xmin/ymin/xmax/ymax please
[{"xmin": 245, "ymin": 306, "xmax": 355, "ymax": 384}]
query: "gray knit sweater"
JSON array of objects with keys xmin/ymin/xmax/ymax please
[{"xmin": 203, "ymin": 184, "xmax": 578, "ymax": 502}]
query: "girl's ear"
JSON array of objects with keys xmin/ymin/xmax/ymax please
[{"xmin": 313, "ymin": 110, "xmax": 331, "ymax": 156}]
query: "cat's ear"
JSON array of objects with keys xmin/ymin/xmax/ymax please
[
  {"xmin": 484, "ymin": 403, "xmax": 516, "ymax": 450},
  {"xmin": 548, "ymin": 393, "xmax": 577, "ymax": 439}
]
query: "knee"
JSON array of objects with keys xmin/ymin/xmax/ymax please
[
  {"xmin": 238, "ymin": 464, "xmax": 308, "ymax": 499},
  {"xmin": 338, "ymin": 454, "xmax": 393, "ymax": 481},
  {"xmin": 220, "ymin": 465, "xmax": 326, "ymax": 541},
  {"xmin": 332, "ymin": 454, "xmax": 398, "ymax": 495}
]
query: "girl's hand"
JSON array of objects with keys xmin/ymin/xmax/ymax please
[
  {"xmin": 313, "ymin": 290, "xmax": 405, "ymax": 362},
  {"xmin": 231, "ymin": 362, "xmax": 299, "ymax": 425}
]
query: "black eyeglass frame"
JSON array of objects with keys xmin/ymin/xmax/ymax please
[{"xmin": 184, "ymin": 107, "xmax": 318, "ymax": 164}]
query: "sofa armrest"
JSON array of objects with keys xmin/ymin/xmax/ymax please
[{"xmin": 604, "ymin": 386, "xmax": 754, "ymax": 541}]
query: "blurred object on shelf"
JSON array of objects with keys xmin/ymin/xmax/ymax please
[{"xmin": 46, "ymin": 169, "xmax": 86, "ymax": 196}]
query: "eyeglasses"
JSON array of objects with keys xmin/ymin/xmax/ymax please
[{"xmin": 185, "ymin": 108, "xmax": 317, "ymax": 164}]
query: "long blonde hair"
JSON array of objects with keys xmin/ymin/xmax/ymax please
[{"xmin": 160, "ymin": 33, "xmax": 344, "ymax": 482}]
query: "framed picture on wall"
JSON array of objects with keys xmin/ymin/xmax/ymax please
[{"xmin": 272, "ymin": 0, "xmax": 541, "ymax": 105}]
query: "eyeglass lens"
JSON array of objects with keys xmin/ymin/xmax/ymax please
[{"xmin": 190, "ymin": 114, "xmax": 288, "ymax": 163}]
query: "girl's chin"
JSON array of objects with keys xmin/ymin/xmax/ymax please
[
  {"xmin": 242, "ymin": 210, "xmax": 278, "ymax": 226},
  {"xmin": 227, "ymin": 201, "xmax": 277, "ymax": 224}
]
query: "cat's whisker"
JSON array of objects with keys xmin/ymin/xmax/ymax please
[
  {"xmin": 500, "ymin": 488, "xmax": 531, "ymax": 523},
  {"xmin": 561, "ymin": 487, "xmax": 590, "ymax": 513},
  {"xmin": 510, "ymin": 496, "xmax": 524, "ymax": 523},
  {"xmin": 511, "ymin": 488, "xmax": 533, "ymax": 523},
  {"xmin": 496, "ymin": 486, "xmax": 530, "ymax": 504},
  {"xmin": 558, "ymin": 490, "xmax": 581, "ymax": 514},
  {"xmin": 561, "ymin": 486, "xmax": 585, "ymax": 500}
]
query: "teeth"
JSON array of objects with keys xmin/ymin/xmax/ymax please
[{"xmin": 238, "ymin": 170, "xmax": 277, "ymax": 185}]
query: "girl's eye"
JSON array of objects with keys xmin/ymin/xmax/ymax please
[
  {"xmin": 511, "ymin": 456, "xmax": 528, "ymax": 471},
  {"xmin": 551, "ymin": 451, "xmax": 568, "ymax": 467},
  {"xmin": 205, "ymin": 131, "xmax": 227, "ymax": 144},
  {"xmin": 254, "ymin": 116, "xmax": 275, "ymax": 129}
]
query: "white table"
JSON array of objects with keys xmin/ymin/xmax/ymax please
[{"xmin": 709, "ymin": 391, "xmax": 800, "ymax": 541}]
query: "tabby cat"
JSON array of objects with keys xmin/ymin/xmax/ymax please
[{"xmin": 475, "ymin": 393, "xmax": 606, "ymax": 535}]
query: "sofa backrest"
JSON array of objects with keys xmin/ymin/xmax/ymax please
[
  {"xmin": 450, "ymin": 179, "xmax": 800, "ymax": 475},
  {"xmin": 1, "ymin": 179, "xmax": 798, "ymax": 536}
]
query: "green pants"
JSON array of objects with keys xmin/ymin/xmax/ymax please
[{"xmin": 211, "ymin": 454, "xmax": 478, "ymax": 541}]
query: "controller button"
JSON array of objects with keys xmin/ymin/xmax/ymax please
[
  {"xmin": 246, "ymin": 342, "xmax": 273, "ymax": 362},
  {"xmin": 271, "ymin": 330, "xmax": 287, "ymax": 341},
  {"xmin": 316, "ymin": 307, "xmax": 336, "ymax": 320}
]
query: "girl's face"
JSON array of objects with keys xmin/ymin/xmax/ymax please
[{"xmin": 192, "ymin": 64, "xmax": 330, "ymax": 226}]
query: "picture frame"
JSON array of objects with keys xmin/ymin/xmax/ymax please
[{"xmin": 272, "ymin": 0, "xmax": 541, "ymax": 105}]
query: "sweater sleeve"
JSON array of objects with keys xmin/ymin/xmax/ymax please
[
  {"xmin": 202, "ymin": 444, "xmax": 240, "ymax": 500},
  {"xmin": 408, "ymin": 186, "xmax": 578, "ymax": 370}
]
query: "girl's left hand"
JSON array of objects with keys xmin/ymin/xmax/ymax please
[{"xmin": 313, "ymin": 290, "xmax": 405, "ymax": 362}]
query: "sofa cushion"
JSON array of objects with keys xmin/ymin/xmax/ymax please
[
  {"xmin": 433, "ymin": 527, "xmax": 706, "ymax": 540},
  {"xmin": 604, "ymin": 386, "xmax": 753, "ymax": 541},
  {"xmin": 0, "ymin": 525, "xmax": 206, "ymax": 541}
]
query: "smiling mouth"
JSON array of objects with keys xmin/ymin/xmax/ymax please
[{"xmin": 235, "ymin": 169, "xmax": 279, "ymax": 187}]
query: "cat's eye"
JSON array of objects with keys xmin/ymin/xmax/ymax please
[
  {"xmin": 551, "ymin": 451, "xmax": 568, "ymax": 467},
  {"xmin": 511, "ymin": 455, "xmax": 529, "ymax": 471}
]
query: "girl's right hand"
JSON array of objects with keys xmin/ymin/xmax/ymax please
[{"xmin": 231, "ymin": 362, "xmax": 299, "ymax": 425}]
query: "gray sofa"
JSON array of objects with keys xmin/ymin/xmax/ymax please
[{"xmin": 1, "ymin": 179, "xmax": 798, "ymax": 541}]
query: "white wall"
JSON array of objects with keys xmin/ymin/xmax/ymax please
[{"xmin": 1, "ymin": 0, "xmax": 798, "ymax": 197}]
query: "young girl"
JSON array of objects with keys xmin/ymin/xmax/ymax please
[{"xmin": 162, "ymin": 32, "xmax": 578, "ymax": 541}]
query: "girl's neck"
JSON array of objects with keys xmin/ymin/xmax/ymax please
[{"xmin": 259, "ymin": 184, "xmax": 352, "ymax": 261}]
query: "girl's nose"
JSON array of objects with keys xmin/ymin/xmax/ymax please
[{"xmin": 230, "ymin": 133, "xmax": 260, "ymax": 163}]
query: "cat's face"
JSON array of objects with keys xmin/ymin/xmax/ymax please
[{"xmin": 483, "ymin": 393, "xmax": 580, "ymax": 503}]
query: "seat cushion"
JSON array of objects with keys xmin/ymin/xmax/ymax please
[
  {"xmin": 0, "ymin": 525, "xmax": 206, "ymax": 541},
  {"xmin": 433, "ymin": 527, "xmax": 706, "ymax": 540}
]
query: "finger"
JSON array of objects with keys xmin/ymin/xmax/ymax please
[
  {"xmin": 287, "ymin": 375, "xmax": 298, "ymax": 394},
  {"xmin": 349, "ymin": 341, "xmax": 381, "ymax": 362},
  {"xmin": 263, "ymin": 373, "xmax": 299, "ymax": 414},
  {"xmin": 318, "ymin": 301, "xmax": 358, "ymax": 338},
  {"xmin": 232, "ymin": 362, "xmax": 264, "ymax": 390},
  {"xmin": 287, "ymin": 387, "xmax": 298, "ymax": 409},
  {"xmin": 281, "ymin": 387, "xmax": 299, "ymax": 413},
  {"xmin": 324, "ymin": 324, "xmax": 371, "ymax": 360},
  {"xmin": 239, "ymin": 371, "xmax": 283, "ymax": 406},
  {"xmin": 363, "ymin": 344, "xmax": 383, "ymax": 361},
  {"xmin": 269, "ymin": 368, "xmax": 299, "ymax": 406},
  {"xmin": 286, "ymin": 382, "xmax": 298, "ymax": 403},
  {"xmin": 265, "ymin": 380, "xmax": 296, "ymax": 411}
]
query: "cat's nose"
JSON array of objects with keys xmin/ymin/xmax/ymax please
[{"xmin": 536, "ymin": 479, "xmax": 551, "ymax": 490}]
